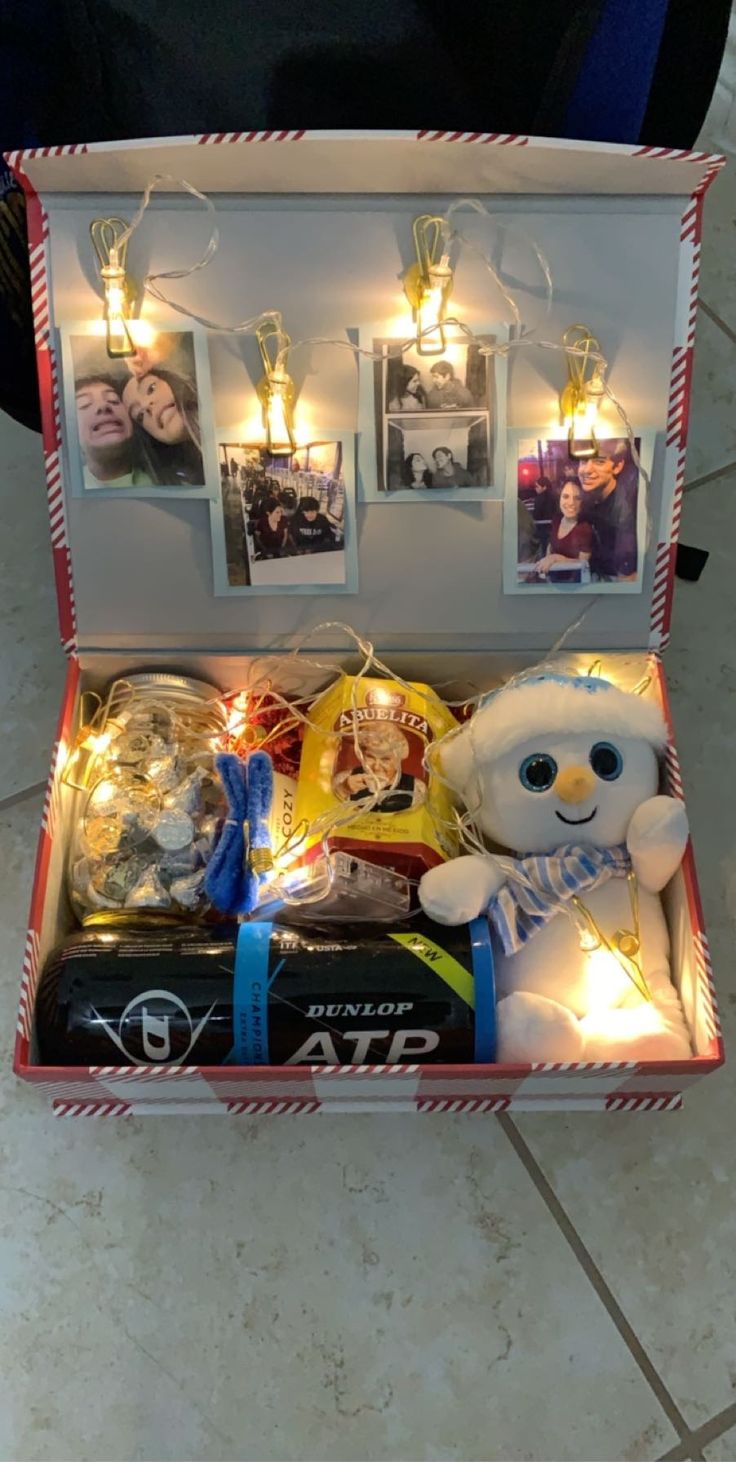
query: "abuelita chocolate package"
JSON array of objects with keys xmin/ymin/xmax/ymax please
[{"xmin": 291, "ymin": 676, "xmax": 459, "ymax": 884}]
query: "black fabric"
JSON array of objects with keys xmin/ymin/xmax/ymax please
[
  {"xmin": 676, "ymin": 542, "xmax": 710, "ymax": 581},
  {"xmin": 642, "ymin": 0, "xmax": 731, "ymax": 147},
  {"xmin": 0, "ymin": 170, "xmax": 39, "ymax": 431},
  {"xmin": 1, "ymin": 0, "xmax": 646, "ymax": 145},
  {"xmin": 0, "ymin": 0, "xmax": 731, "ymax": 430}
]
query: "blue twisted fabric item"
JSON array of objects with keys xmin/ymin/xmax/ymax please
[
  {"xmin": 488, "ymin": 844, "xmax": 631, "ymax": 955},
  {"xmin": 204, "ymin": 751, "xmax": 274, "ymax": 916}
]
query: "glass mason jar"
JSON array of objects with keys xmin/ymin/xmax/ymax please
[{"xmin": 68, "ymin": 673, "xmax": 228, "ymax": 926}]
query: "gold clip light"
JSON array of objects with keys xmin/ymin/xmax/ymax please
[
  {"xmin": 90, "ymin": 217, "xmax": 135, "ymax": 359},
  {"xmin": 571, "ymin": 871, "xmax": 651, "ymax": 1003},
  {"xmin": 560, "ymin": 323, "xmax": 607, "ymax": 459},
  {"xmin": 404, "ymin": 215, "xmax": 454, "ymax": 356},
  {"xmin": 256, "ymin": 321, "xmax": 296, "ymax": 454}
]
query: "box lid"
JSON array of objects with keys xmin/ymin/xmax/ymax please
[{"xmin": 8, "ymin": 131, "xmax": 725, "ymax": 657}]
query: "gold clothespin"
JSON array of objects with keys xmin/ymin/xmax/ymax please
[
  {"xmin": 560, "ymin": 323, "xmax": 606, "ymax": 459},
  {"xmin": 572, "ymin": 871, "xmax": 652, "ymax": 1002},
  {"xmin": 256, "ymin": 321, "xmax": 296, "ymax": 454},
  {"xmin": 404, "ymin": 215, "xmax": 454, "ymax": 356},
  {"xmin": 90, "ymin": 217, "xmax": 135, "ymax": 359},
  {"xmin": 61, "ymin": 690, "xmax": 106, "ymax": 791}
]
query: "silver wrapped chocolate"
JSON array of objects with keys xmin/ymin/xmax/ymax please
[
  {"xmin": 124, "ymin": 866, "xmax": 172, "ymax": 910},
  {"xmin": 146, "ymin": 753, "xmax": 182, "ymax": 792},
  {"xmin": 169, "ymin": 870, "xmax": 206, "ymax": 910},
  {"xmin": 93, "ymin": 854, "xmax": 150, "ymax": 904},
  {"xmin": 158, "ymin": 845, "xmax": 201, "ymax": 879},
  {"xmin": 163, "ymin": 765, "xmax": 207, "ymax": 817},
  {"xmin": 199, "ymin": 814, "xmax": 220, "ymax": 846},
  {"xmin": 153, "ymin": 809, "xmax": 195, "ymax": 852}
]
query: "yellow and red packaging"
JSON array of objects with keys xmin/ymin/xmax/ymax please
[{"xmin": 292, "ymin": 676, "xmax": 459, "ymax": 884}]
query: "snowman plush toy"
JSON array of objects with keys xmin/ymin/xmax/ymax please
[{"xmin": 419, "ymin": 671, "xmax": 692, "ymax": 1062}]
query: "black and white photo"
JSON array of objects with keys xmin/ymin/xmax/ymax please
[
  {"xmin": 211, "ymin": 438, "xmax": 358, "ymax": 595},
  {"xmin": 385, "ymin": 416, "xmax": 490, "ymax": 491},
  {"xmin": 385, "ymin": 345, "xmax": 490, "ymax": 415},
  {"xmin": 358, "ymin": 324, "xmax": 506, "ymax": 502}
]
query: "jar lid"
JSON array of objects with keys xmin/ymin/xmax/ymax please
[
  {"xmin": 124, "ymin": 672, "xmax": 222, "ymax": 703},
  {"xmin": 81, "ymin": 910, "xmax": 191, "ymax": 930}
]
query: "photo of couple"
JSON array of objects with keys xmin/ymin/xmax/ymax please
[
  {"xmin": 387, "ymin": 416, "xmax": 490, "ymax": 492},
  {"xmin": 360, "ymin": 327, "xmax": 502, "ymax": 502},
  {"xmin": 65, "ymin": 329, "xmax": 211, "ymax": 495},
  {"xmin": 511, "ymin": 435, "xmax": 646, "ymax": 593},
  {"xmin": 212, "ymin": 438, "xmax": 358, "ymax": 595},
  {"xmin": 386, "ymin": 354, "xmax": 487, "ymax": 413}
]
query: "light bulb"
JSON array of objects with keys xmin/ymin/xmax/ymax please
[
  {"xmin": 584, "ymin": 947, "xmax": 632, "ymax": 1012},
  {"xmin": 227, "ymin": 693, "xmax": 249, "ymax": 736},
  {"xmin": 415, "ymin": 257, "xmax": 453, "ymax": 357},
  {"xmin": 560, "ymin": 326, "xmax": 606, "ymax": 459},
  {"xmin": 570, "ymin": 895, "xmax": 601, "ymax": 952},
  {"xmin": 255, "ymin": 320, "xmax": 297, "ymax": 455},
  {"xmin": 578, "ymin": 927, "xmax": 601, "ymax": 954},
  {"xmin": 84, "ymin": 731, "xmax": 112, "ymax": 755},
  {"xmin": 101, "ymin": 257, "xmax": 135, "ymax": 360},
  {"xmin": 91, "ymin": 219, "xmax": 136, "ymax": 360},
  {"xmin": 263, "ymin": 371, "xmax": 296, "ymax": 455}
]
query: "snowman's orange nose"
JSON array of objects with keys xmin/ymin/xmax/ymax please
[{"xmin": 555, "ymin": 765, "xmax": 597, "ymax": 804}]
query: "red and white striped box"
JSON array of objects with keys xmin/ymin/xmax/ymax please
[{"xmin": 6, "ymin": 131, "xmax": 725, "ymax": 1113}]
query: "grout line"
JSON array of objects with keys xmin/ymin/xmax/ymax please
[
  {"xmin": 683, "ymin": 460, "xmax": 736, "ymax": 495},
  {"xmin": 498, "ymin": 1115, "xmax": 691, "ymax": 1441},
  {"xmin": 699, "ymin": 298, "xmax": 736, "ymax": 347},
  {"xmin": 657, "ymin": 1443, "xmax": 705, "ymax": 1461},
  {"xmin": 0, "ymin": 779, "xmax": 47, "ymax": 813},
  {"xmin": 669, "ymin": 1400, "xmax": 736, "ymax": 1457}
]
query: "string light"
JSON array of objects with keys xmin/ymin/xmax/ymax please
[
  {"xmin": 90, "ymin": 218, "xmax": 135, "ymax": 359},
  {"xmin": 256, "ymin": 320, "xmax": 297, "ymax": 454},
  {"xmin": 403, "ymin": 215, "xmax": 454, "ymax": 356},
  {"xmin": 88, "ymin": 174, "xmax": 651, "ymax": 499},
  {"xmin": 560, "ymin": 323, "xmax": 607, "ymax": 459}
]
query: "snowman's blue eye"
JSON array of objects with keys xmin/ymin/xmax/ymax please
[
  {"xmin": 590, "ymin": 741, "xmax": 623, "ymax": 780},
  {"xmin": 519, "ymin": 753, "xmax": 558, "ymax": 792}
]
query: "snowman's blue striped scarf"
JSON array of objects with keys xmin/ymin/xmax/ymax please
[{"xmin": 488, "ymin": 844, "xmax": 631, "ymax": 955}]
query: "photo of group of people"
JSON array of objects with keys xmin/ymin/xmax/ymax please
[
  {"xmin": 359, "ymin": 327, "xmax": 503, "ymax": 501},
  {"xmin": 64, "ymin": 328, "xmax": 211, "ymax": 496},
  {"xmin": 212, "ymin": 439, "xmax": 357, "ymax": 594},
  {"xmin": 508, "ymin": 435, "xmax": 647, "ymax": 593}
]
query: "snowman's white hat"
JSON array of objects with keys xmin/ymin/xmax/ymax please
[{"xmin": 442, "ymin": 672, "xmax": 667, "ymax": 790}]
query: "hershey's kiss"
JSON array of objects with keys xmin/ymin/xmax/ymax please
[{"xmin": 152, "ymin": 809, "xmax": 194, "ymax": 852}]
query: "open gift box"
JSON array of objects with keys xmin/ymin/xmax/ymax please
[{"xmin": 7, "ymin": 130, "xmax": 725, "ymax": 1115}]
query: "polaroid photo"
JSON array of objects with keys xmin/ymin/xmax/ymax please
[
  {"xmin": 60, "ymin": 323, "xmax": 219, "ymax": 499},
  {"xmin": 357, "ymin": 323, "xmax": 507, "ymax": 502},
  {"xmin": 210, "ymin": 436, "xmax": 359, "ymax": 595},
  {"xmin": 503, "ymin": 430, "xmax": 653, "ymax": 595}
]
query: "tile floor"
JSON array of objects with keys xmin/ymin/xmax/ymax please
[{"xmin": 2, "ymin": 108, "xmax": 736, "ymax": 1462}]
